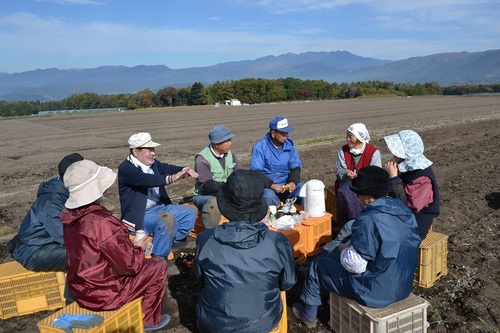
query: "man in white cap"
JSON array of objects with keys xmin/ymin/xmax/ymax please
[
  {"xmin": 192, "ymin": 125, "xmax": 244, "ymax": 229},
  {"xmin": 118, "ymin": 132, "xmax": 198, "ymax": 274},
  {"xmin": 61, "ymin": 159, "xmax": 170, "ymax": 331},
  {"xmin": 251, "ymin": 116, "xmax": 304, "ymax": 206}
]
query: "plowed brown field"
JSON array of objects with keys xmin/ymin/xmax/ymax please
[{"xmin": 1, "ymin": 96, "xmax": 499, "ymax": 332}]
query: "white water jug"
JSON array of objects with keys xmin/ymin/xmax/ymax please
[{"xmin": 299, "ymin": 179, "xmax": 326, "ymax": 217}]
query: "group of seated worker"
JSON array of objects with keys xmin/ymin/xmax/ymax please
[{"xmin": 7, "ymin": 113, "xmax": 438, "ymax": 331}]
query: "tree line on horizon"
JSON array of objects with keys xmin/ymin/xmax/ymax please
[{"xmin": 1, "ymin": 78, "xmax": 499, "ymax": 117}]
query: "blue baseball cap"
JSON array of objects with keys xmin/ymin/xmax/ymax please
[{"xmin": 269, "ymin": 116, "xmax": 295, "ymax": 132}]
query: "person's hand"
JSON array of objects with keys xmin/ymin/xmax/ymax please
[
  {"xmin": 133, "ymin": 233, "xmax": 148, "ymax": 250},
  {"xmin": 385, "ymin": 161, "xmax": 399, "ymax": 178},
  {"xmin": 346, "ymin": 170, "xmax": 357, "ymax": 180},
  {"xmin": 286, "ymin": 182, "xmax": 297, "ymax": 193},
  {"xmin": 172, "ymin": 167, "xmax": 199, "ymax": 182},
  {"xmin": 271, "ymin": 183, "xmax": 284, "ymax": 193},
  {"xmin": 338, "ymin": 241, "xmax": 351, "ymax": 252}
]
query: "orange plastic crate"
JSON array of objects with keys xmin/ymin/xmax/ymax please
[
  {"xmin": 414, "ymin": 231, "xmax": 448, "ymax": 288},
  {"xmin": 301, "ymin": 212, "xmax": 333, "ymax": 256},
  {"xmin": 37, "ymin": 297, "xmax": 144, "ymax": 333},
  {"xmin": 269, "ymin": 225, "xmax": 307, "ymax": 261},
  {"xmin": 0, "ymin": 261, "xmax": 66, "ymax": 319}
]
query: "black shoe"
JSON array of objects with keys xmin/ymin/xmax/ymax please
[
  {"xmin": 167, "ymin": 261, "xmax": 181, "ymax": 276},
  {"xmin": 172, "ymin": 239, "xmax": 196, "ymax": 249},
  {"xmin": 292, "ymin": 303, "xmax": 318, "ymax": 329}
]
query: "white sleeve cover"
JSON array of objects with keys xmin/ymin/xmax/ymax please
[{"xmin": 340, "ymin": 245, "xmax": 368, "ymax": 274}]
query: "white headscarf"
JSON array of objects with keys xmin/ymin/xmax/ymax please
[{"xmin": 347, "ymin": 123, "xmax": 371, "ymax": 143}]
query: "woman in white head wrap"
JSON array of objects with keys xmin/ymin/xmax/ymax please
[
  {"xmin": 383, "ymin": 129, "xmax": 440, "ymax": 239},
  {"xmin": 334, "ymin": 123, "xmax": 382, "ymax": 227}
]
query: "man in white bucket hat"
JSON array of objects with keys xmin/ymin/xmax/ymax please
[
  {"xmin": 118, "ymin": 132, "xmax": 199, "ymax": 275},
  {"xmin": 60, "ymin": 160, "xmax": 170, "ymax": 331}
]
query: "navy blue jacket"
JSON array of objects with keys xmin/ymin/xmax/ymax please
[
  {"xmin": 10, "ymin": 177, "xmax": 68, "ymax": 271},
  {"xmin": 118, "ymin": 158, "xmax": 183, "ymax": 230},
  {"xmin": 194, "ymin": 221, "xmax": 296, "ymax": 333}
]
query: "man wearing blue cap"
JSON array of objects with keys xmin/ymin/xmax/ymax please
[
  {"xmin": 193, "ymin": 125, "xmax": 244, "ymax": 229},
  {"xmin": 251, "ymin": 116, "xmax": 304, "ymax": 206}
]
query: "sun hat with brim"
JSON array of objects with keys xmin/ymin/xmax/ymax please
[
  {"xmin": 269, "ymin": 116, "xmax": 295, "ymax": 132},
  {"xmin": 128, "ymin": 132, "xmax": 161, "ymax": 148},
  {"xmin": 217, "ymin": 169, "xmax": 268, "ymax": 222},
  {"xmin": 350, "ymin": 166, "xmax": 391, "ymax": 197},
  {"xmin": 209, "ymin": 125, "xmax": 235, "ymax": 144},
  {"xmin": 64, "ymin": 160, "xmax": 117, "ymax": 209},
  {"xmin": 384, "ymin": 130, "xmax": 433, "ymax": 172}
]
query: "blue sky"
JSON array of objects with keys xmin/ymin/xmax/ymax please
[{"xmin": 1, "ymin": 0, "xmax": 499, "ymax": 73}]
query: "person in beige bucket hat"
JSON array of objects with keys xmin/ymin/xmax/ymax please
[{"xmin": 60, "ymin": 160, "xmax": 171, "ymax": 331}]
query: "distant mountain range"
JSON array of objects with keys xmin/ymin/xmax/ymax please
[{"xmin": 1, "ymin": 49, "xmax": 499, "ymax": 102}]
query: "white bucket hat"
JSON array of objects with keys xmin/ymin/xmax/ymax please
[
  {"xmin": 64, "ymin": 160, "xmax": 117, "ymax": 209},
  {"xmin": 128, "ymin": 132, "xmax": 161, "ymax": 148}
]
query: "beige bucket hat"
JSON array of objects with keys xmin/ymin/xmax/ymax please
[{"xmin": 63, "ymin": 160, "xmax": 117, "ymax": 209}]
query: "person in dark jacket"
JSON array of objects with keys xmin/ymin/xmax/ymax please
[
  {"xmin": 8, "ymin": 153, "xmax": 84, "ymax": 271},
  {"xmin": 118, "ymin": 132, "xmax": 198, "ymax": 265},
  {"xmin": 384, "ymin": 129, "xmax": 440, "ymax": 239},
  {"xmin": 293, "ymin": 166, "xmax": 421, "ymax": 328},
  {"xmin": 61, "ymin": 159, "xmax": 170, "ymax": 331},
  {"xmin": 193, "ymin": 169, "xmax": 297, "ymax": 333}
]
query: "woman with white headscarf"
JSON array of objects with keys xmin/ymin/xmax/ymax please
[
  {"xmin": 384, "ymin": 129, "xmax": 440, "ymax": 239},
  {"xmin": 334, "ymin": 123, "xmax": 382, "ymax": 227}
]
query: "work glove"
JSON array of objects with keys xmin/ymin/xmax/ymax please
[{"xmin": 51, "ymin": 313, "xmax": 104, "ymax": 333}]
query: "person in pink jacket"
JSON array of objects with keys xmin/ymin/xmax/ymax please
[{"xmin": 60, "ymin": 160, "xmax": 170, "ymax": 331}]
